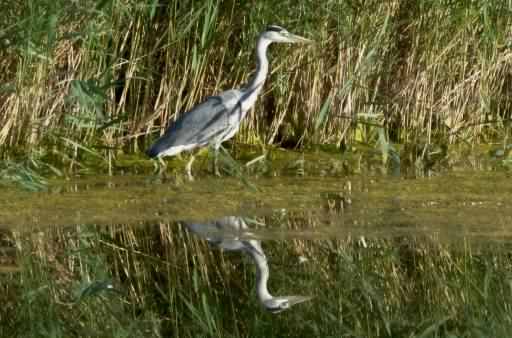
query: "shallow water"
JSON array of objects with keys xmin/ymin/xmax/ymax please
[
  {"xmin": 2, "ymin": 156, "xmax": 512, "ymax": 336},
  {"xmin": 1, "ymin": 170, "xmax": 510, "ymax": 242}
]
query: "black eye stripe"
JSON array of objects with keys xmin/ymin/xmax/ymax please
[{"xmin": 266, "ymin": 25, "xmax": 284, "ymax": 32}]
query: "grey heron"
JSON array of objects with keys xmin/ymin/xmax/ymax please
[
  {"xmin": 147, "ymin": 26, "xmax": 312, "ymax": 179},
  {"xmin": 184, "ymin": 216, "xmax": 312, "ymax": 313}
]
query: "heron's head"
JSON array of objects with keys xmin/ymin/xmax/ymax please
[
  {"xmin": 264, "ymin": 295, "xmax": 313, "ymax": 313},
  {"xmin": 261, "ymin": 25, "xmax": 312, "ymax": 44}
]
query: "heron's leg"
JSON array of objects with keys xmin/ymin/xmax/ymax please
[
  {"xmin": 157, "ymin": 157, "xmax": 167, "ymax": 175},
  {"xmin": 213, "ymin": 145, "xmax": 221, "ymax": 176},
  {"xmin": 151, "ymin": 159, "xmax": 159, "ymax": 174},
  {"xmin": 185, "ymin": 154, "xmax": 195, "ymax": 181}
]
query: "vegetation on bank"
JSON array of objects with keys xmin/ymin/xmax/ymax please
[{"xmin": 1, "ymin": 0, "xmax": 511, "ymax": 166}]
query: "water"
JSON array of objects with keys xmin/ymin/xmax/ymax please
[
  {"xmin": 2, "ymin": 162, "xmax": 512, "ymax": 336},
  {"xmin": 2, "ymin": 171, "xmax": 510, "ymax": 241}
]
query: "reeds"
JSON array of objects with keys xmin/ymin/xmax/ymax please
[{"xmin": 1, "ymin": 0, "xmax": 511, "ymax": 162}]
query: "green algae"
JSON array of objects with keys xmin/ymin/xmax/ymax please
[{"xmin": 1, "ymin": 169, "xmax": 510, "ymax": 244}]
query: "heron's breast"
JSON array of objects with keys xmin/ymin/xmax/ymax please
[{"xmin": 240, "ymin": 89, "xmax": 261, "ymax": 112}]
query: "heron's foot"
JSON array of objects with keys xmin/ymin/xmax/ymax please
[
  {"xmin": 151, "ymin": 160, "xmax": 160, "ymax": 175},
  {"xmin": 245, "ymin": 153, "xmax": 266, "ymax": 168},
  {"xmin": 213, "ymin": 157, "xmax": 222, "ymax": 177},
  {"xmin": 214, "ymin": 166, "xmax": 221, "ymax": 177},
  {"xmin": 152, "ymin": 157, "xmax": 167, "ymax": 176}
]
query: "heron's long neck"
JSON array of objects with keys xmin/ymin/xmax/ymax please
[
  {"xmin": 247, "ymin": 247, "xmax": 273, "ymax": 302},
  {"xmin": 246, "ymin": 37, "xmax": 271, "ymax": 92}
]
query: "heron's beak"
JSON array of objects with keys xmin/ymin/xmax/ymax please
[
  {"xmin": 285, "ymin": 295, "xmax": 313, "ymax": 306},
  {"xmin": 287, "ymin": 33, "xmax": 313, "ymax": 44}
]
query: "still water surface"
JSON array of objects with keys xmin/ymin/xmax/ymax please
[
  {"xmin": 1, "ymin": 171, "xmax": 510, "ymax": 240},
  {"xmin": 2, "ymin": 167, "xmax": 512, "ymax": 336}
]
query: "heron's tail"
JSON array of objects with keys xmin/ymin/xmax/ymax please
[
  {"xmin": 146, "ymin": 133, "xmax": 172, "ymax": 158},
  {"xmin": 145, "ymin": 144, "xmax": 161, "ymax": 158}
]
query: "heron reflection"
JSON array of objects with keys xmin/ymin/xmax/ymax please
[{"xmin": 184, "ymin": 216, "xmax": 312, "ymax": 313}]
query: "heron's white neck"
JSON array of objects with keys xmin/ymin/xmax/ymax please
[
  {"xmin": 248, "ymin": 247, "xmax": 273, "ymax": 302},
  {"xmin": 245, "ymin": 37, "xmax": 272, "ymax": 93}
]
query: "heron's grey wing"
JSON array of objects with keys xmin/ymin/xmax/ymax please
[
  {"xmin": 184, "ymin": 221, "xmax": 226, "ymax": 244},
  {"xmin": 211, "ymin": 217, "xmax": 249, "ymax": 251},
  {"xmin": 184, "ymin": 219, "xmax": 247, "ymax": 251},
  {"xmin": 149, "ymin": 90, "xmax": 242, "ymax": 153},
  {"xmin": 216, "ymin": 216, "xmax": 249, "ymax": 231},
  {"xmin": 184, "ymin": 222, "xmax": 213, "ymax": 238},
  {"xmin": 216, "ymin": 217, "xmax": 265, "ymax": 255}
]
